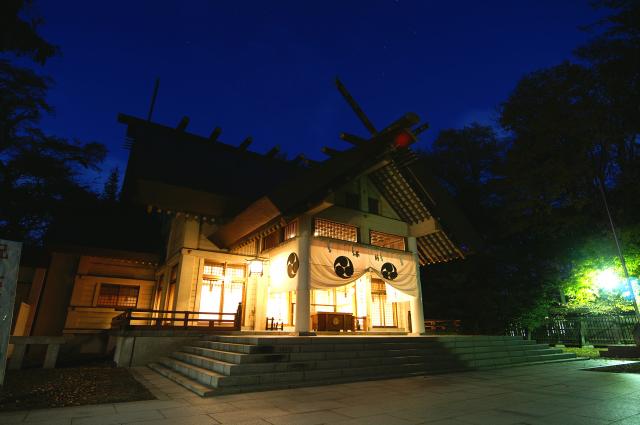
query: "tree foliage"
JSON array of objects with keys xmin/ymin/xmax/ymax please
[
  {"xmin": 422, "ymin": 1, "xmax": 640, "ymax": 330},
  {"xmin": 102, "ymin": 167, "xmax": 120, "ymax": 202},
  {"xmin": 561, "ymin": 224, "xmax": 640, "ymax": 314},
  {"xmin": 0, "ymin": 0, "xmax": 106, "ymax": 243}
]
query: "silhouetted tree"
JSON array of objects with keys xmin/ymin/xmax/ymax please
[
  {"xmin": 102, "ymin": 167, "xmax": 120, "ymax": 201},
  {"xmin": 0, "ymin": 0, "xmax": 106, "ymax": 243},
  {"xmin": 422, "ymin": 1, "xmax": 640, "ymax": 330},
  {"xmin": 0, "ymin": 0, "xmax": 58, "ymax": 64}
]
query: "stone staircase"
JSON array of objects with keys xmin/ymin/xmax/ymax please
[{"xmin": 148, "ymin": 335, "xmax": 577, "ymax": 397}]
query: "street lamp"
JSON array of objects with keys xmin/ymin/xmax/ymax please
[{"xmin": 597, "ymin": 179, "xmax": 640, "ymax": 318}]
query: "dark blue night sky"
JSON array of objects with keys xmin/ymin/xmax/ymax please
[{"xmin": 32, "ymin": 1, "xmax": 604, "ymax": 187}]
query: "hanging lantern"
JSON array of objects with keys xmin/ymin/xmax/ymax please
[{"xmin": 248, "ymin": 258, "xmax": 264, "ymax": 276}]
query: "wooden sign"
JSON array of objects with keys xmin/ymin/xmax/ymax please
[{"xmin": 0, "ymin": 240, "xmax": 21, "ymax": 386}]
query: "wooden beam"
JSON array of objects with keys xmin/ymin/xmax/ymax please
[
  {"xmin": 176, "ymin": 116, "xmax": 190, "ymax": 131},
  {"xmin": 209, "ymin": 127, "xmax": 221, "ymax": 140},
  {"xmin": 340, "ymin": 132, "xmax": 367, "ymax": 145},
  {"xmin": 335, "ymin": 77, "xmax": 377, "ymax": 135},
  {"xmin": 321, "ymin": 146, "xmax": 341, "ymax": 157},
  {"xmin": 266, "ymin": 145, "xmax": 280, "ymax": 158},
  {"xmin": 413, "ymin": 122, "xmax": 429, "ymax": 136},
  {"xmin": 239, "ymin": 137, "xmax": 252, "ymax": 150}
]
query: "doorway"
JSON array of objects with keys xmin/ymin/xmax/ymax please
[
  {"xmin": 198, "ymin": 263, "xmax": 245, "ymax": 321},
  {"xmin": 371, "ymin": 279, "xmax": 397, "ymax": 327}
]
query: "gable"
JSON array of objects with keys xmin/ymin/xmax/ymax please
[{"xmin": 331, "ymin": 175, "xmax": 401, "ymax": 221}]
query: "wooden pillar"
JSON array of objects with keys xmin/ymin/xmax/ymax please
[
  {"xmin": 43, "ymin": 343, "xmax": 60, "ymax": 369},
  {"xmin": 295, "ymin": 215, "xmax": 313, "ymax": 334},
  {"xmin": 175, "ymin": 254, "xmax": 196, "ymax": 310},
  {"xmin": 253, "ymin": 274, "xmax": 268, "ymax": 331},
  {"xmin": 8, "ymin": 344, "xmax": 26, "ymax": 370},
  {"xmin": 31, "ymin": 253, "xmax": 79, "ymax": 337},
  {"xmin": 407, "ymin": 237, "xmax": 426, "ymax": 335}
]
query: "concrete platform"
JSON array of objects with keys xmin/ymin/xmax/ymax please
[{"xmin": 602, "ymin": 345, "xmax": 640, "ymax": 359}]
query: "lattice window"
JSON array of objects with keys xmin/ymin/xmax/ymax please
[
  {"xmin": 371, "ymin": 280, "xmax": 387, "ymax": 294},
  {"xmin": 97, "ymin": 284, "xmax": 139, "ymax": 308},
  {"xmin": 284, "ymin": 220, "xmax": 298, "ymax": 240},
  {"xmin": 313, "ymin": 218, "xmax": 358, "ymax": 242},
  {"xmin": 227, "ymin": 265, "xmax": 245, "ymax": 281},
  {"xmin": 203, "ymin": 263, "xmax": 224, "ymax": 278},
  {"xmin": 203, "ymin": 263, "xmax": 245, "ymax": 281},
  {"xmin": 370, "ymin": 230, "xmax": 405, "ymax": 251}
]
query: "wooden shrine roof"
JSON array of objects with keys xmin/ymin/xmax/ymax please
[
  {"xmin": 118, "ymin": 114, "xmax": 306, "ymax": 220},
  {"xmin": 118, "ymin": 113, "xmax": 481, "ymax": 266}
]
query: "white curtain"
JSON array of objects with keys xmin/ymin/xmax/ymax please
[
  {"xmin": 309, "ymin": 239, "xmax": 418, "ymax": 297},
  {"xmin": 267, "ymin": 239, "xmax": 299, "ymax": 293}
]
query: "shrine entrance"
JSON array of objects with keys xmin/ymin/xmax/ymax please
[
  {"xmin": 370, "ymin": 279, "xmax": 397, "ymax": 327},
  {"xmin": 198, "ymin": 263, "xmax": 245, "ymax": 319}
]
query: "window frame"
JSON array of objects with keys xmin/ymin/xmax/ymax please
[
  {"xmin": 369, "ymin": 229, "xmax": 406, "ymax": 251},
  {"xmin": 96, "ymin": 283, "xmax": 140, "ymax": 309},
  {"xmin": 313, "ymin": 218, "xmax": 359, "ymax": 243},
  {"xmin": 200, "ymin": 262, "xmax": 247, "ymax": 320}
]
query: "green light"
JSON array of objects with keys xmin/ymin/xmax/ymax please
[{"xmin": 595, "ymin": 268, "xmax": 620, "ymax": 292}]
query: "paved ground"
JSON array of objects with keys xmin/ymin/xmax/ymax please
[{"xmin": 2, "ymin": 359, "xmax": 640, "ymax": 425}]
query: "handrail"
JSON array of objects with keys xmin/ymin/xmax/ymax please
[
  {"xmin": 424, "ymin": 318, "xmax": 462, "ymax": 333},
  {"xmin": 111, "ymin": 303, "xmax": 243, "ymax": 331}
]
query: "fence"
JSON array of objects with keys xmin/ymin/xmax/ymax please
[
  {"xmin": 111, "ymin": 303, "xmax": 242, "ymax": 331},
  {"xmin": 424, "ymin": 319, "xmax": 462, "ymax": 334},
  {"xmin": 509, "ymin": 315, "xmax": 639, "ymax": 346}
]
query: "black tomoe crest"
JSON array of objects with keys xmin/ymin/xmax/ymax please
[
  {"xmin": 286, "ymin": 252, "xmax": 299, "ymax": 278},
  {"xmin": 381, "ymin": 262, "xmax": 398, "ymax": 280},
  {"xmin": 333, "ymin": 256, "xmax": 354, "ymax": 278}
]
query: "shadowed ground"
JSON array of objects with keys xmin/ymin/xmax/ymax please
[{"xmin": 2, "ymin": 358, "xmax": 640, "ymax": 424}]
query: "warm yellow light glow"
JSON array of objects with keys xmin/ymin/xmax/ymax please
[
  {"xmin": 249, "ymin": 259, "xmax": 263, "ymax": 276},
  {"xmin": 267, "ymin": 291, "xmax": 289, "ymax": 323},
  {"xmin": 269, "ymin": 256, "xmax": 287, "ymax": 288}
]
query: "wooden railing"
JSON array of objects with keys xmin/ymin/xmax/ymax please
[
  {"xmin": 265, "ymin": 317, "xmax": 284, "ymax": 331},
  {"xmin": 354, "ymin": 316, "xmax": 368, "ymax": 331},
  {"xmin": 424, "ymin": 319, "xmax": 462, "ymax": 334},
  {"xmin": 111, "ymin": 303, "xmax": 243, "ymax": 331}
]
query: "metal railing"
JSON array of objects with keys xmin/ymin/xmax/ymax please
[
  {"xmin": 111, "ymin": 302, "xmax": 243, "ymax": 331},
  {"xmin": 508, "ymin": 315, "xmax": 640, "ymax": 346}
]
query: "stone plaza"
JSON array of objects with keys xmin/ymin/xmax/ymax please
[{"xmin": 2, "ymin": 359, "xmax": 640, "ymax": 425}]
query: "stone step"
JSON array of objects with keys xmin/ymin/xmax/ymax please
[
  {"xmin": 157, "ymin": 356, "xmax": 225, "ymax": 387},
  {"xmin": 149, "ymin": 352, "xmax": 580, "ymax": 399},
  {"xmin": 148, "ymin": 336, "xmax": 578, "ymax": 397},
  {"xmin": 179, "ymin": 349, "xmax": 467, "ymax": 376},
  {"xmin": 148, "ymin": 361, "xmax": 467, "ymax": 397},
  {"xmin": 445, "ymin": 343, "xmax": 552, "ymax": 355},
  {"xmin": 454, "ymin": 347, "xmax": 563, "ymax": 361},
  {"xmin": 182, "ymin": 345, "xmax": 285, "ymax": 364},
  {"xmin": 435, "ymin": 339, "xmax": 539, "ymax": 349},
  {"xmin": 148, "ymin": 362, "xmax": 216, "ymax": 397},
  {"xmin": 161, "ymin": 352, "xmax": 468, "ymax": 387},
  {"xmin": 205, "ymin": 335, "xmax": 540, "ymax": 351},
  {"xmin": 195, "ymin": 340, "xmax": 274, "ymax": 354},
  {"xmin": 471, "ymin": 352, "xmax": 577, "ymax": 369}
]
